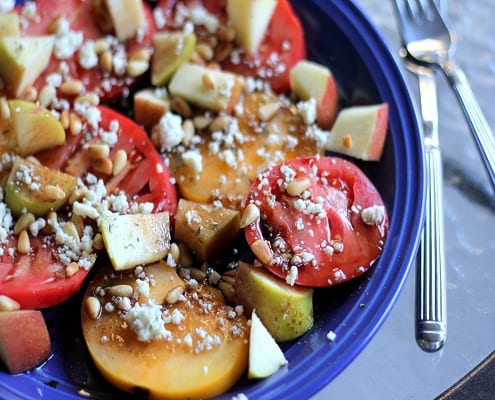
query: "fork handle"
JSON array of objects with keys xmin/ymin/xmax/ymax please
[{"xmin": 441, "ymin": 60, "xmax": 495, "ymax": 189}]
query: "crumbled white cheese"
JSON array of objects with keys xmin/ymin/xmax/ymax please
[
  {"xmin": 53, "ymin": 18, "xmax": 84, "ymax": 60},
  {"xmin": 361, "ymin": 205, "xmax": 385, "ymax": 226},
  {"xmin": 182, "ymin": 149, "xmax": 203, "ymax": 173},
  {"xmin": 297, "ymin": 98, "xmax": 317, "ymax": 125},
  {"xmin": 124, "ymin": 300, "xmax": 171, "ymax": 342},
  {"xmin": 286, "ymin": 266, "xmax": 298, "ymax": 286},
  {"xmin": 154, "ymin": 112, "xmax": 184, "ymax": 151},
  {"xmin": 78, "ymin": 40, "xmax": 98, "ymax": 69},
  {"xmin": 0, "ymin": 0, "xmax": 15, "ymax": 14},
  {"xmin": 327, "ymin": 330, "xmax": 337, "ymax": 342}
]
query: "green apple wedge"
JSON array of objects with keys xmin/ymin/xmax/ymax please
[
  {"xmin": 234, "ymin": 261, "xmax": 313, "ymax": 342},
  {"xmin": 227, "ymin": 0, "xmax": 277, "ymax": 54},
  {"xmin": 0, "ymin": 35, "xmax": 54, "ymax": 97},
  {"xmin": 151, "ymin": 31, "xmax": 197, "ymax": 86},
  {"xmin": 8, "ymin": 99, "xmax": 66, "ymax": 156},
  {"xmin": 99, "ymin": 211, "xmax": 171, "ymax": 271},
  {"xmin": 248, "ymin": 309, "xmax": 288, "ymax": 379}
]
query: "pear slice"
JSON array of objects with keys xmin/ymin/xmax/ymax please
[
  {"xmin": 5, "ymin": 158, "xmax": 77, "ymax": 217},
  {"xmin": 234, "ymin": 261, "xmax": 314, "ymax": 342},
  {"xmin": 100, "ymin": 212, "xmax": 171, "ymax": 271},
  {"xmin": 0, "ymin": 35, "xmax": 54, "ymax": 97},
  {"xmin": 151, "ymin": 31, "xmax": 197, "ymax": 86},
  {"xmin": 8, "ymin": 99, "xmax": 66, "ymax": 156},
  {"xmin": 248, "ymin": 310, "xmax": 288, "ymax": 379}
]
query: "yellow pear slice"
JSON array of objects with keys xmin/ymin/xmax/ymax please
[
  {"xmin": 151, "ymin": 31, "xmax": 197, "ymax": 86},
  {"xmin": 8, "ymin": 100, "xmax": 66, "ymax": 156},
  {"xmin": 0, "ymin": 35, "xmax": 54, "ymax": 97}
]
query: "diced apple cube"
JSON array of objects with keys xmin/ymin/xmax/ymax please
[
  {"xmin": 133, "ymin": 88, "xmax": 170, "ymax": 130},
  {"xmin": 104, "ymin": 0, "xmax": 146, "ymax": 41},
  {"xmin": 0, "ymin": 13, "xmax": 20, "ymax": 37},
  {"xmin": 325, "ymin": 103, "xmax": 389, "ymax": 161},
  {"xmin": 168, "ymin": 62, "xmax": 244, "ymax": 113}
]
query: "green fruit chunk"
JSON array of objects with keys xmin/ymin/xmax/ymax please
[
  {"xmin": 234, "ymin": 261, "xmax": 314, "ymax": 342},
  {"xmin": 151, "ymin": 31, "xmax": 196, "ymax": 86},
  {"xmin": 8, "ymin": 100, "xmax": 66, "ymax": 156},
  {"xmin": 5, "ymin": 158, "xmax": 77, "ymax": 217}
]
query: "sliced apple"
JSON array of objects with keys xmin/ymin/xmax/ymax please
[
  {"xmin": 0, "ymin": 35, "xmax": 54, "ymax": 97},
  {"xmin": 100, "ymin": 211, "xmax": 171, "ymax": 271},
  {"xmin": 234, "ymin": 261, "xmax": 313, "ymax": 342},
  {"xmin": 0, "ymin": 13, "xmax": 20, "ymax": 37},
  {"xmin": 103, "ymin": 0, "xmax": 146, "ymax": 41},
  {"xmin": 325, "ymin": 103, "xmax": 389, "ymax": 161},
  {"xmin": 82, "ymin": 261, "xmax": 249, "ymax": 399},
  {"xmin": 0, "ymin": 310, "xmax": 51, "ymax": 374},
  {"xmin": 133, "ymin": 88, "xmax": 170, "ymax": 130},
  {"xmin": 168, "ymin": 62, "xmax": 244, "ymax": 113},
  {"xmin": 290, "ymin": 60, "xmax": 339, "ymax": 129},
  {"xmin": 5, "ymin": 157, "xmax": 77, "ymax": 217},
  {"xmin": 8, "ymin": 99, "xmax": 66, "ymax": 156},
  {"xmin": 151, "ymin": 31, "xmax": 196, "ymax": 86},
  {"xmin": 248, "ymin": 309, "xmax": 288, "ymax": 379},
  {"xmin": 226, "ymin": 0, "xmax": 277, "ymax": 54},
  {"xmin": 174, "ymin": 198, "xmax": 240, "ymax": 262}
]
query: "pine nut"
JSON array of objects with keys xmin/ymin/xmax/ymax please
[
  {"xmin": 196, "ymin": 43, "xmax": 214, "ymax": 61},
  {"xmin": 66, "ymin": 262, "xmax": 79, "ymax": 277},
  {"xmin": 71, "ymin": 214, "xmax": 84, "ymax": 237},
  {"xmin": 217, "ymin": 26, "xmax": 236, "ymax": 42},
  {"xmin": 0, "ymin": 97, "xmax": 10, "ymax": 120},
  {"xmin": 214, "ymin": 41, "xmax": 233, "ymax": 62},
  {"xmin": 170, "ymin": 97, "xmax": 192, "ymax": 118},
  {"xmin": 178, "ymin": 243, "xmax": 194, "ymax": 268},
  {"xmin": 189, "ymin": 267, "xmax": 206, "ymax": 282},
  {"xmin": 108, "ymin": 284, "xmax": 133, "ymax": 297},
  {"xmin": 201, "ymin": 72, "xmax": 215, "ymax": 90},
  {"xmin": 99, "ymin": 51, "xmax": 113, "ymax": 73},
  {"xmin": 181, "ymin": 119, "xmax": 195, "ymax": 146},
  {"xmin": 93, "ymin": 233, "xmax": 104, "ymax": 250},
  {"xmin": 112, "ymin": 149, "xmax": 127, "ymax": 176},
  {"xmin": 60, "ymin": 80, "xmax": 84, "ymax": 96},
  {"xmin": 69, "ymin": 113, "xmax": 83, "ymax": 135},
  {"xmin": 126, "ymin": 59, "xmax": 149, "ymax": 77},
  {"xmin": 38, "ymin": 85, "xmax": 57, "ymax": 107},
  {"xmin": 257, "ymin": 102, "xmax": 280, "ymax": 121},
  {"xmin": 75, "ymin": 92, "xmax": 100, "ymax": 106},
  {"xmin": 129, "ymin": 48, "xmax": 152, "ymax": 63},
  {"xmin": 240, "ymin": 203, "xmax": 260, "ymax": 228},
  {"xmin": 41, "ymin": 184, "xmax": 65, "ymax": 201},
  {"xmin": 251, "ymin": 239, "xmax": 273, "ymax": 265},
  {"xmin": 0, "ymin": 295, "xmax": 20, "ymax": 311},
  {"xmin": 63, "ymin": 221, "xmax": 80, "ymax": 243},
  {"xmin": 93, "ymin": 157, "xmax": 113, "ymax": 175},
  {"xmin": 85, "ymin": 296, "xmax": 101, "ymax": 319},
  {"xmin": 60, "ymin": 110, "xmax": 70, "ymax": 129},
  {"xmin": 93, "ymin": 38, "xmax": 110, "ymax": 54},
  {"xmin": 169, "ymin": 242, "xmax": 180, "ymax": 264},
  {"xmin": 193, "ymin": 115, "xmax": 212, "ymax": 130},
  {"xmin": 17, "ymin": 230, "xmax": 31, "ymax": 254},
  {"xmin": 46, "ymin": 211, "xmax": 58, "ymax": 227},
  {"xmin": 209, "ymin": 115, "xmax": 230, "ymax": 132},
  {"xmin": 165, "ymin": 286, "xmax": 184, "ymax": 304},
  {"xmin": 286, "ymin": 177, "xmax": 311, "ymax": 197},
  {"xmin": 68, "ymin": 186, "xmax": 88, "ymax": 204},
  {"xmin": 88, "ymin": 143, "xmax": 110, "ymax": 159},
  {"xmin": 14, "ymin": 213, "xmax": 35, "ymax": 235}
]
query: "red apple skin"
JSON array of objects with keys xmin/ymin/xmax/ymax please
[
  {"xmin": 316, "ymin": 75, "xmax": 338, "ymax": 129},
  {"xmin": 0, "ymin": 310, "xmax": 51, "ymax": 374},
  {"xmin": 367, "ymin": 103, "xmax": 389, "ymax": 161}
]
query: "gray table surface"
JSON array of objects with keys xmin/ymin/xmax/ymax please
[{"xmin": 313, "ymin": 0, "xmax": 495, "ymax": 399}]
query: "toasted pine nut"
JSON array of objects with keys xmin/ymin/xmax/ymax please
[
  {"xmin": 75, "ymin": 92, "xmax": 100, "ymax": 106},
  {"xmin": 126, "ymin": 59, "xmax": 149, "ymax": 77},
  {"xmin": 63, "ymin": 221, "xmax": 80, "ymax": 243},
  {"xmin": 93, "ymin": 38, "xmax": 110, "ymax": 54},
  {"xmin": 66, "ymin": 262, "xmax": 79, "ymax": 277},
  {"xmin": 112, "ymin": 149, "xmax": 127, "ymax": 176},
  {"xmin": 38, "ymin": 85, "xmax": 57, "ymax": 107},
  {"xmin": 217, "ymin": 26, "xmax": 236, "ymax": 42},
  {"xmin": 93, "ymin": 157, "xmax": 113, "ymax": 175},
  {"xmin": 257, "ymin": 102, "xmax": 280, "ymax": 121},
  {"xmin": 181, "ymin": 119, "xmax": 195, "ymax": 146},
  {"xmin": 71, "ymin": 214, "xmax": 84, "ymax": 237},
  {"xmin": 193, "ymin": 115, "xmax": 212, "ymax": 130},
  {"xmin": 251, "ymin": 239, "xmax": 273, "ymax": 265},
  {"xmin": 166, "ymin": 286, "xmax": 185, "ymax": 304},
  {"xmin": 60, "ymin": 80, "xmax": 84, "ymax": 96},
  {"xmin": 170, "ymin": 96, "xmax": 192, "ymax": 118},
  {"xmin": 240, "ymin": 203, "xmax": 260, "ymax": 228},
  {"xmin": 68, "ymin": 186, "xmax": 88, "ymax": 204},
  {"xmin": 88, "ymin": 143, "xmax": 110, "ymax": 159},
  {"xmin": 93, "ymin": 233, "xmax": 104, "ymax": 250},
  {"xmin": 286, "ymin": 177, "xmax": 311, "ymax": 197},
  {"xmin": 46, "ymin": 211, "xmax": 58, "ymax": 227},
  {"xmin": 14, "ymin": 212, "xmax": 35, "ymax": 235},
  {"xmin": 85, "ymin": 296, "xmax": 101, "ymax": 319},
  {"xmin": 0, "ymin": 97, "xmax": 10, "ymax": 120},
  {"xmin": 201, "ymin": 73, "xmax": 215, "ymax": 90},
  {"xmin": 214, "ymin": 41, "xmax": 233, "ymax": 62},
  {"xmin": 108, "ymin": 284, "xmax": 133, "ymax": 297},
  {"xmin": 169, "ymin": 242, "xmax": 180, "ymax": 264},
  {"xmin": 196, "ymin": 43, "xmax": 214, "ymax": 61},
  {"xmin": 99, "ymin": 51, "xmax": 113, "ymax": 73},
  {"xmin": 342, "ymin": 134, "xmax": 353, "ymax": 149},
  {"xmin": 17, "ymin": 230, "xmax": 31, "ymax": 254},
  {"xmin": 0, "ymin": 295, "xmax": 20, "ymax": 311},
  {"xmin": 60, "ymin": 110, "xmax": 70, "ymax": 129},
  {"xmin": 189, "ymin": 267, "xmax": 206, "ymax": 282},
  {"xmin": 42, "ymin": 184, "xmax": 66, "ymax": 201},
  {"xmin": 69, "ymin": 113, "xmax": 83, "ymax": 135},
  {"xmin": 209, "ymin": 115, "xmax": 230, "ymax": 132}
]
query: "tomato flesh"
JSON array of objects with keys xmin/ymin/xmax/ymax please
[
  {"xmin": 244, "ymin": 156, "xmax": 389, "ymax": 287},
  {"xmin": 0, "ymin": 106, "xmax": 178, "ymax": 309}
]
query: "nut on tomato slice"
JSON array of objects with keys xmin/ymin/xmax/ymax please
[
  {"xmin": 82, "ymin": 261, "xmax": 249, "ymax": 399},
  {"xmin": 243, "ymin": 156, "xmax": 389, "ymax": 287}
]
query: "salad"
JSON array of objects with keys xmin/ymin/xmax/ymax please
[{"xmin": 0, "ymin": 0, "xmax": 390, "ymax": 398}]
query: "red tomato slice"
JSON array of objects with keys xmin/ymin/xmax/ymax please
[
  {"xmin": 244, "ymin": 156, "xmax": 389, "ymax": 287},
  {"xmin": 0, "ymin": 106, "xmax": 178, "ymax": 309},
  {"xmin": 155, "ymin": 0, "xmax": 305, "ymax": 93},
  {"xmin": 15, "ymin": 0, "xmax": 155, "ymax": 101}
]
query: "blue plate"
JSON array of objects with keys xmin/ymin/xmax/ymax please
[{"xmin": 0, "ymin": 0, "xmax": 425, "ymax": 399}]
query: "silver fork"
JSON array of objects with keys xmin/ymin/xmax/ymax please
[{"xmin": 393, "ymin": 0, "xmax": 495, "ymax": 190}]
